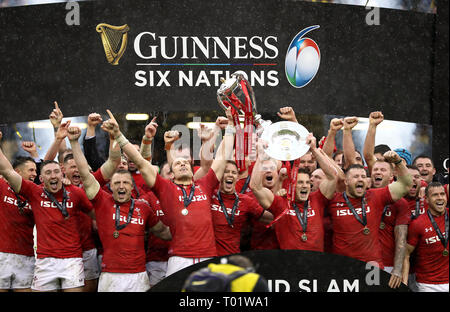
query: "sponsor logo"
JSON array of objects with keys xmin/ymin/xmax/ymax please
[
  {"xmin": 96, "ymin": 23, "xmax": 130, "ymax": 65},
  {"xmin": 211, "ymin": 203, "xmax": 241, "ymax": 216},
  {"xmin": 336, "ymin": 206, "xmax": 371, "ymax": 217},
  {"xmin": 285, "ymin": 25, "xmax": 320, "ymax": 88},
  {"xmin": 112, "ymin": 214, "xmax": 144, "ymax": 225}
]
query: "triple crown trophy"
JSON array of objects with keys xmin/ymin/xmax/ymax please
[{"xmin": 217, "ymin": 71, "xmax": 310, "ymax": 214}]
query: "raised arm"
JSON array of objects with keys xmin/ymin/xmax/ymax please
[
  {"xmin": 102, "ymin": 110, "xmax": 158, "ymax": 189},
  {"xmin": 277, "ymin": 106, "xmax": 298, "ymax": 123},
  {"xmin": 249, "ymin": 141, "xmax": 275, "ymax": 209},
  {"xmin": 322, "ymin": 118, "xmax": 344, "ymax": 158},
  {"xmin": 0, "ymin": 131, "xmax": 23, "ymax": 193},
  {"xmin": 342, "ymin": 116, "xmax": 358, "ymax": 170},
  {"xmin": 363, "ymin": 111, "xmax": 384, "ymax": 174},
  {"xmin": 67, "ymin": 126, "xmax": 101, "ymax": 200},
  {"xmin": 44, "ymin": 120, "xmax": 71, "ymax": 161},
  {"xmin": 210, "ymin": 107, "xmax": 235, "ymax": 182},
  {"xmin": 163, "ymin": 130, "xmax": 180, "ymax": 168},
  {"xmin": 194, "ymin": 116, "xmax": 228, "ymax": 180},
  {"xmin": 140, "ymin": 116, "xmax": 157, "ymax": 163},
  {"xmin": 384, "ymin": 151, "xmax": 413, "ymax": 202},
  {"xmin": 307, "ymin": 133, "xmax": 337, "ymax": 200}
]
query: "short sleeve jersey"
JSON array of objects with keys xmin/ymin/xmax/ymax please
[
  {"xmin": 19, "ymin": 179, "xmax": 93, "ymax": 259},
  {"xmin": 151, "ymin": 168, "xmax": 219, "ymax": 258},
  {"xmin": 326, "ymin": 187, "xmax": 394, "ymax": 266},
  {"xmin": 144, "ymin": 191, "xmax": 170, "ymax": 262},
  {"xmin": 91, "ymin": 189, "xmax": 159, "ymax": 273},
  {"xmin": 404, "ymin": 196, "xmax": 428, "ymax": 222},
  {"xmin": 0, "ymin": 178, "xmax": 35, "ymax": 256},
  {"xmin": 210, "ymin": 191, "xmax": 264, "ymax": 256},
  {"xmin": 378, "ymin": 197, "xmax": 410, "ymax": 267},
  {"xmin": 269, "ymin": 191, "xmax": 328, "ymax": 252},
  {"xmin": 407, "ymin": 208, "xmax": 449, "ymax": 284}
]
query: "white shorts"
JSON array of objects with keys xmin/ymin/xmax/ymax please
[
  {"xmin": 83, "ymin": 248, "xmax": 100, "ymax": 280},
  {"xmin": 98, "ymin": 271, "xmax": 150, "ymax": 292},
  {"xmin": 166, "ymin": 256, "xmax": 211, "ymax": 277},
  {"xmin": 32, "ymin": 257, "xmax": 85, "ymax": 291},
  {"xmin": 146, "ymin": 261, "xmax": 168, "ymax": 287},
  {"xmin": 0, "ymin": 252, "xmax": 35, "ymax": 290},
  {"xmin": 416, "ymin": 282, "xmax": 449, "ymax": 292}
]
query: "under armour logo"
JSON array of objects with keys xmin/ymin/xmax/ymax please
[
  {"xmin": 425, "ymin": 227, "xmax": 433, "ymax": 233},
  {"xmin": 336, "ymin": 203, "xmax": 345, "ymax": 207}
]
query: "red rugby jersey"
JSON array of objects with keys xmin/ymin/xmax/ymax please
[
  {"xmin": 19, "ymin": 179, "xmax": 93, "ymax": 259},
  {"xmin": 0, "ymin": 179, "xmax": 35, "ymax": 256},
  {"xmin": 325, "ymin": 187, "xmax": 394, "ymax": 267},
  {"xmin": 378, "ymin": 198, "xmax": 410, "ymax": 267},
  {"xmin": 269, "ymin": 191, "xmax": 327, "ymax": 252},
  {"xmin": 91, "ymin": 189, "xmax": 158, "ymax": 273},
  {"xmin": 210, "ymin": 190, "xmax": 264, "ymax": 256},
  {"xmin": 151, "ymin": 168, "xmax": 219, "ymax": 258},
  {"xmin": 407, "ymin": 208, "xmax": 449, "ymax": 284}
]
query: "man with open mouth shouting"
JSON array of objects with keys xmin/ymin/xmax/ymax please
[
  {"xmin": 99, "ymin": 108, "xmax": 235, "ymax": 278},
  {"xmin": 403, "ymin": 182, "xmax": 449, "ymax": 292},
  {"xmin": 210, "ymin": 160, "xmax": 273, "ymax": 256},
  {"xmin": 0, "ymin": 124, "xmax": 96, "ymax": 292},
  {"xmin": 250, "ymin": 133, "xmax": 337, "ymax": 253},
  {"xmin": 325, "ymin": 150, "xmax": 412, "ymax": 270},
  {"xmin": 67, "ymin": 124, "xmax": 171, "ymax": 292}
]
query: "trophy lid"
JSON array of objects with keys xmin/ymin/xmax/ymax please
[{"xmin": 261, "ymin": 121, "xmax": 310, "ymax": 161}]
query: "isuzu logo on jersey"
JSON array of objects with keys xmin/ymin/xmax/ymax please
[
  {"xmin": 211, "ymin": 204, "xmax": 241, "ymax": 216},
  {"xmin": 3, "ymin": 196, "xmax": 32, "ymax": 210},
  {"xmin": 336, "ymin": 206, "xmax": 371, "ymax": 217},
  {"xmin": 287, "ymin": 208, "xmax": 315, "ymax": 218},
  {"xmin": 285, "ymin": 25, "xmax": 321, "ymax": 88},
  {"xmin": 178, "ymin": 194, "xmax": 208, "ymax": 203},
  {"xmin": 112, "ymin": 213, "xmax": 144, "ymax": 225},
  {"xmin": 40, "ymin": 201, "xmax": 74, "ymax": 209}
]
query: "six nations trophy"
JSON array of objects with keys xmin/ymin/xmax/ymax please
[{"xmin": 217, "ymin": 70, "xmax": 311, "ymax": 219}]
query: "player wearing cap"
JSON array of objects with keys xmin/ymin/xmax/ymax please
[
  {"xmin": 100, "ymin": 108, "xmax": 235, "ymax": 277},
  {"xmin": 403, "ymin": 182, "xmax": 449, "ymax": 292}
]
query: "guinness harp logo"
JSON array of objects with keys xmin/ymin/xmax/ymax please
[{"xmin": 96, "ymin": 23, "xmax": 130, "ymax": 65}]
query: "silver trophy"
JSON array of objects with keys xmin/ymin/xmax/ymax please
[
  {"xmin": 260, "ymin": 121, "xmax": 310, "ymax": 161},
  {"xmin": 217, "ymin": 71, "xmax": 257, "ymax": 115}
]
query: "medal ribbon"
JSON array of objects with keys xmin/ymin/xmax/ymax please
[
  {"xmin": 177, "ymin": 183, "xmax": 196, "ymax": 208},
  {"xmin": 44, "ymin": 187, "xmax": 69, "ymax": 219},
  {"xmin": 411, "ymin": 198, "xmax": 423, "ymax": 220},
  {"xmin": 381, "ymin": 205, "xmax": 389, "ymax": 224},
  {"xmin": 292, "ymin": 200, "xmax": 309, "ymax": 233},
  {"xmin": 343, "ymin": 192, "xmax": 368, "ymax": 228},
  {"xmin": 426, "ymin": 209, "xmax": 449, "ymax": 250},
  {"xmin": 265, "ymin": 159, "xmax": 301, "ymax": 229},
  {"xmin": 14, "ymin": 192, "xmax": 27, "ymax": 214},
  {"xmin": 217, "ymin": 191, "xmax": 240, "ymax": 228},
  {"xmin": 239, "ymin": 175, "xmax": 251, "ymax": 194},
  {"xmin": 115, "ymin": 198, "xmax": 135, "ymax": 231}
]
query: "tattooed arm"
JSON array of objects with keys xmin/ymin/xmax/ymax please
[{"xmin": 389, "ymin": 224, "xmax": 408, "ymax": 288}]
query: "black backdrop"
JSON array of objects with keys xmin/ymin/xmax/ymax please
[{"xmin": 0, "ymin": 0, "xmax": 448, "ymax": 163}]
